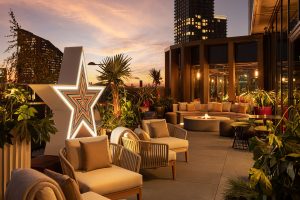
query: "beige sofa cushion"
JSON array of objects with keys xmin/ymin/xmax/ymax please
[
  {"xmin": 80, "ymin": 138, "xmax": 112, "ymax": 171},
  {"xmin": 186, "ymin": 103, "xmax": 196, "ymax": 111},
  {"xmin": 134, "ymin": 128, "xmax": 150, "ymax": 141},
  {"xmin": 222, "ymin": 102, "xmax": 232, "ymax": 112},
  {"xmin": 198, "ymin": 104, "xmax": 208, "ymax": 112},
  {"xmin": 231, "ymin": 104, "xmax": 239, "ymax": 113},
  {"xmin": 168, "ymin": 150, "xmax": 176, "ymax": 161},
  {"xmin": 150, "ymin": 137, "xmax": 188, "ymax": 149},
  {"xmin": 178, "ymin": 102, "xmax": 188, "ymax": 111},
  {"xmin": 208, "ymin": 102, "xmax": 222, "ymax": 112},
  {"xmin": 237, "ymin": 105, "xmax": 248, "ymax": 114},
  {"xmin": 65, "ymin": 136, "xmax": 111, "ymax": 170},
  {"xmin": 81, "ymin": 192, "xmax": 110, "ymax": 200},
  {"xmin": 44, "ymin": 169, "xmax": 82, "ymax": 200},
  {"xmin": 194, "ymin": 102, "xmax": 202, "ymax": 111},
  {"xmin": 149, "ymin": 120, "xmax": 170, "ymax": 138},
  {"xmin": 75, "ymin": 165, "xmax": 142, "ymax": 195}
]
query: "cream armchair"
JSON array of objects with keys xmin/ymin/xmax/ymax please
[
  {"xmin": 121, "ymin": 137, "xmax": 176, "ymax": 180},
  {"xmin": 59, "ymin": 136, "xmax": 143, "ymax": 200},
  {"xmin": 142, "ymin": 119, "xmax": 189, "ymax": 162},
  {"xmin": 5, "ymin": 168, "xmax": 109, "ymax": 200}
]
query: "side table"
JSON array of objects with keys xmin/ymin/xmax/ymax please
[{"xmin": 231, "ymin": 122, "xmax": 251, "ymax": 150}]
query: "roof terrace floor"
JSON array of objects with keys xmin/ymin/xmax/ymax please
[{"xmin": 129, "ymin": 130, "xmax": 252, "ymax": 200}]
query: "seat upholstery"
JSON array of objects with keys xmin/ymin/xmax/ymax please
[
  {"xmin": 81, "ymin": 192, "xmax": 110, "ymax": 200},
  {"xmin": 150, "ymin": 137, "xmax": 188, "ymax": 150},
  {"xmin": 75, "ymin": 165, "xmax": 142, "ymax": 195}
]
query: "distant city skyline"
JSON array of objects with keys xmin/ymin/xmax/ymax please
[{"xmin": 0, "ymin": 0, "xmax": 248, "ymax": 85}]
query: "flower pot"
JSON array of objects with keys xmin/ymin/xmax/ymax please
[
  {"xmin": 0, "ymin": 139, "xmax": 31, "ymax": 200},
  {"xmin": 254, "ymin": 106, "xmax": 272, "ymax": 115}
]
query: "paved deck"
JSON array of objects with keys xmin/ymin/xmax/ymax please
[{"xmin": 129, "ymin": 131, "xmax": 252, "ymax": 200}]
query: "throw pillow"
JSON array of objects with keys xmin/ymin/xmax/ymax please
[
  {"xmin": 222, "ymin": 102, "xmax": 232, "ymax": 112},
  {"xmin": 231, "ymin": 104, "xmax": 240, "ymax": 113},
  {"xmin": 80, "ymin": 138, "xmax": 112, "ymax": 171},
  {"xmin": 149, "ymin": 120, "xmax": 170, "ymax": 138},
  {"xmin": 186, "ymin": 103, "xmax": 196, "ymax": 111},
  {"xmin": 44, "ymin": 169, "xmax": 83, "ymax": 200},
  {"xmin": 65, "ymin": 136, "xmax": 110, "ymax": 170},
  {"xmin": 178, "ymin": 102, "xmax": 187, "ymax": 111},
  {"xmin": 208, "ymin": 102, "xmax": 222, "ymax": 112},
  {"xmin": 134, "ymin": 128, "xmax": 151, "ymax": 141},
  {"xmin": 194, "ymin": 102, "xmax": 201, "ymax": 111},
  {"xmin": 198, "ymin": 104, "xmax": 208, "ymax": 112},
  {"xmin": 237, "ymin": 105, "xmax": 248, "ymax": 114}
]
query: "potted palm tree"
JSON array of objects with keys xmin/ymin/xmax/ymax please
[
  {"xmin": 0, "ymin": 85, "xmax": 57, "ymax": 199},
  {"xmin": 149, "ymin": 68, "xmax": 164, "ymax": 117},
  {"xmin": 97, "ymin": 54, "xmax": 132, "ymax": 118}
]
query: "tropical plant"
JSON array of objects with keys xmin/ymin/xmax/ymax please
[
  {"xmin": 0, "ymin": 85, "xmax": 57, "ymax": 148},
  {"xmin": 224, "ymin": 105, "xmax": 300, "ymax": 199},
  {"xmin": 252, "ymin": 89, "xmax": 275, "ymax": 107},
  {"xmin": 149, "ymin": 68, "xmax": 162, "ymax": 88},
  {"xmin": 97, "ymin": 54, "xmax": 132, "ymax": 117}
]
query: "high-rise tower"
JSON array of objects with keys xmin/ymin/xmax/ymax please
[{"xmin": 174, "ymin": 0, "xmax": 227, "ymax": 44}]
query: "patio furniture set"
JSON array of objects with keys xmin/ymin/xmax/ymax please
[{"xmin": 5, "ymin": 119, "xmax": 189, "ymax": 200}]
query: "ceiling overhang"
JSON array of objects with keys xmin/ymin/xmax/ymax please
[{"xmin": 250, "ymin": 0, "xmax": 277, "ymax": 34}]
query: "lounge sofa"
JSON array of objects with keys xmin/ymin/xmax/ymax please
[{"xmin": 171, "ymin": 102, "xmax": 250, "ymax": 124}]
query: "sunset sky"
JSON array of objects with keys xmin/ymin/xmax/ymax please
[{"xmin": 0, "ymin": 0, "xmax": 248, "ymax": 85}]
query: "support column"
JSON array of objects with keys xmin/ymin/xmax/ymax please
[
  {"xmin": 200, "ymin": 43, "xmax": 209, "ymax": 103},
  {"xmin": 228, "ymin": 42, "xmax": 236, "ymax": 102},
  {"xmin": 257, "ymin": 38, "xmax": 264, "ymax": 89}
]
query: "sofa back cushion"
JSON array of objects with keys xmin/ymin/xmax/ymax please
[
  {"xmin": 222, "ymin": 102, "xmax": 232, "ymax": 112},
  {"xmin": 142, "ymin": 119, "xmax": 166, "ymax": 134},
  {"xmin": 80, "ymin": 137, "xmax": 112, "ymax": 171},
  {"xmin": 197, "ymin": 104, "xmax": 208, "ymax": 112},
  {"xmin": 178, "ymin": 102, "xmax": 188, "ymax": 111},
  {"xmin": 231, "ymin": 103, "xmax": 248, "ymax": 114},
  {"xmin": 186, "ymin": 103, "xmax": 196, "ymax": 111},
  {"xmin": 208, "ymin": 102, "xmax": 223, "ymax": 112},
  {"xmin": 44, "ymin": 169, "xmax": 82, "ymax": 200},
  {"xmin": 149, "ymin": 120, "xmax": 170, "ymax": 138},
  {"xmin": 65, "ymin": 135, "xmax": 111, "ymax": 170}
]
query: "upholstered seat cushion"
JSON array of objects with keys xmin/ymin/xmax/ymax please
[
  {"xmin": 81, "ymin": 192, "xmax": 110, "ymax": 200},
  {"xmin": 168, "ymin": 150, "xmax": 176, "ymax": 161},
  {"xmin": 75, "ymin": 165, "xmax": 142, "ymax": 195},
  {"xmin": 150, "ymin": 137, "xmax": 188, "ymax": 149}
]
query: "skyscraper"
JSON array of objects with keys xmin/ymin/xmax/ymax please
[{"xmin": 174, "ymin": 0, "xmax": 227, "ymax": 44}]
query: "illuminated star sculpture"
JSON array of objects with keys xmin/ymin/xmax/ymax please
[{"xmin": 30, "ymin": 47, "xmax": 105, "ymax": 155}]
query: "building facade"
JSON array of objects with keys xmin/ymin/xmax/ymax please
[{"xmin": 174, "ymin": 0, "xmax": 227, "ymax": 44}]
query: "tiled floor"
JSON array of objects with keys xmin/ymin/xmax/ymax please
[{"xmin": 129, "ymin": 131, "xmax": 253, "ymax": 200}]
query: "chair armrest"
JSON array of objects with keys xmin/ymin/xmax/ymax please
[
  {"xmin": 167, "ymin": 123, "xmax": 188, "ymax": 139},
  {"xmin": 58, "ymin": 148, "xmax": 78, "ymax": 183},
  {"xmin": 122, "ymin": 138, "xmax": 169, "ymax": 169},
  {"xmin": 110, "ymin": 143, "xmax": 141, "ymax": 173}
]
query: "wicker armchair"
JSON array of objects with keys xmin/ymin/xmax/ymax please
[
  {"xmin": 142, "ymin": 120, "xmax": 189, "ymax": 162},
  {"xmin": 59, "ymin": 138, "xmax": 142, "ymax": 200},
  {"xmin": 122, "ymin": 137, "xmax": 176, "ymax": 180}
]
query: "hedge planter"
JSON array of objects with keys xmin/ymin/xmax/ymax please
[{"xmin": 0, "ymin": 139, "xmax": 31, "ymax": 200}]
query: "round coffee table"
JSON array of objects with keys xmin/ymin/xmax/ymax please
[{"xmin": 183, "ymin": 116, "xmax": 230, "ymax": 131}]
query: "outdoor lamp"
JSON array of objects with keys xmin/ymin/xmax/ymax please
[
  {"xmin": 196, "ymin": 71, "xmax": 201, "ymax": 80},
  {"xmin": 254, "ymin": 69, "xmax": 259, "ymax": 78}
]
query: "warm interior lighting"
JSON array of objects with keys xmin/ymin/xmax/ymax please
[
  {"xmin": 293, "ymin": 78, "xmax": 296, "ymax": 82},
  {"xmin": 211, "ymin": 79, "xmax": 214, "ymax": 83},
  {"xmin": 196, "ymin": 71, "xmax": 201, "ymax": 80},
  {"xmin": 254, "ymin": 69, "xmax": 259, "ymax": 78}
]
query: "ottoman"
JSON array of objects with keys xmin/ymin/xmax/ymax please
[{"xmin": 165, "ymin": 112, "xmax": 177, "ymax": 124}]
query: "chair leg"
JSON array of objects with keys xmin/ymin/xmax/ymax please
[
  {"xmin": 137, "ymin": 188, "xmax": 142, "ymax": 200},
  {"xmin": 171, "ymin": 162, "xmax": 176, "ymax": 180},
  {"xmin": 185, "ymin": 151, "xmax": 189, "ymax": 162}
]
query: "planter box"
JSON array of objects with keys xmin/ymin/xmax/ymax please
[
  {"xmin": 0, "ymin": 139, "xmax": 31, "ymax": 200},
  {"xmin": 254, "ymin": 106, "xmax": 272, "ymax": 115}
]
